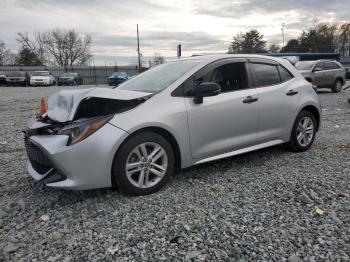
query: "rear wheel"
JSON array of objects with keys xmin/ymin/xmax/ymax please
[
  {"xmin": 112, "ymin": 132, "xmax": 174, "ymax": 195},
  {"xmin": 332, "ymin": 79, "xmax": 343, "ymax": 93},
  {"xmin": 287, "ymin": 110, "xmax": 316, "ymax": 152}
]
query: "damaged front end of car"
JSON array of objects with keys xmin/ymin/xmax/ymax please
[{"xmin": 23, "ymin": 88, "xmax": 152, "ymax": 187}]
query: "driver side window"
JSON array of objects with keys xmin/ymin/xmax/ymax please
[{"xmin": 192, "ymin": 62, "xmax": 248, "ymax": 94}]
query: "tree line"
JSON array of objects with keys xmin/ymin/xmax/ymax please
[
  {"xmin": 1, "ymin": 22, "xmax": 350, "ymax": 67},
  {"xmin": 228, "ymin": 22, "xmax": 350, "ymax": 55},
  {"xmin": 0, "ymin": 28, "xmax": 92, "ymax": 67}
]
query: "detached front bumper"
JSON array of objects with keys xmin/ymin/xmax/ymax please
[{"xmin": 24, "ymin": 122, "xmax": 128, "ymax": 190}]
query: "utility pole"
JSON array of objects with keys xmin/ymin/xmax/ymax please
[
  {"xmin": 281, "ymin": 23, "xmax": 285, "ymax": 53},
  {"xmin": 137, "ymin": 24, "xmax": 141, "ymax": 73}
]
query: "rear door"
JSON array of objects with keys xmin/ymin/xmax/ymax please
[
  {"xmin": 185, "ymin": 58, "xmax": 259, "ymax": 159},
  {"xmin": 324, "ymin": 62, "xmax": 342, "ymax": 86},
  {"xmin": 249, "ymin": 59, "xmax": 299, "ymax": 143}
]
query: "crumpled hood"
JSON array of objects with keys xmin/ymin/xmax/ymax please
[{"xmin": 47, "ymin": 88, "xmax": 151, "ymax": 122}]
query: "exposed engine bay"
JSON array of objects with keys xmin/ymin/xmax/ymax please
[{"xmin": 24, "ymin": 88, "xmax": 153, "ymax": 140}]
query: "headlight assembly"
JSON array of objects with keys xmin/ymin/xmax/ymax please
[{"xmin": 58, "ymin": 115, "xmax": 113, "ymax": 145}]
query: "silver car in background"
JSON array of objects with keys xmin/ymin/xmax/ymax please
[
  {"xmin": 24, "ymin": 55, "xmax": 321, "ymax": 195},
  {"xmin": 295, "ymin": 60, "xmax": 346, "ymax": 93}
]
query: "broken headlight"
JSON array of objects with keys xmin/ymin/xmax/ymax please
[{"xmin": 58, "ymin": 115, "xmax": 113, "ymax": 145}]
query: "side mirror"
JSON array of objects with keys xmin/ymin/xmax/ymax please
[
  {"xmin": 192, "ymin": 82, "xmax": 221, "ymax": 104},
  {"xmin": 313, "ymin": 67, "xmax": 322, "ymax": 72}
]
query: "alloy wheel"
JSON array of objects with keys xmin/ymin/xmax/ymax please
[
  {"xmin": 125, "ymin": 142, "xmax": 168, "ymax": 189},
  {"xmin": 296, "ymin": 116, "xmax": 314, "ymax": 147}
]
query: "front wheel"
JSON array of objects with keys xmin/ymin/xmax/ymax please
[
  {"xmin": 287, "ymin": 111, "xmax": 317, "ymax": 152},
  {"xmin": 332, "ymin": 79, "xmax": 343, "ymax": 93},
  {"xmin": 112, "ymin": 132, "xmax": 175, "ymax": 195}
]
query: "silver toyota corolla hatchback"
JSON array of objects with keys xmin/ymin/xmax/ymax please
[{"xmin": 24, "ymin": 55, "xmax": 321, "ymax": 195}]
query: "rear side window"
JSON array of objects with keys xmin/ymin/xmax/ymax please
[
  {"xmin": 325, "ymin": 62, "xmax": 341, "ymax": 70},
  {"xmin": 315, "ymin": 62, "xmax": 327, "ymax": 71},
  {"xmin": 251, "ymin": 63, "xmax": 280, "ymax": 87},
  {"xmin": 278, "ymin": 65, "xmax": 294, "ymax": 82}
]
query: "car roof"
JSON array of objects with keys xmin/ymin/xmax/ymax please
[
  {"xmin": 297, "ymin": 59, "xmax": 337, "ymax": 63},
  {"xmin": 177, "ymin": 54, "xmax": 287, "ymax": 64}
]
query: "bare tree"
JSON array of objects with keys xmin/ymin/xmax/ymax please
[
  {"xmin": 0, "ymin": 40, "xmax": 8, "ymax": 65},
  {"xmin": 0, "ymin": 40, "xmax": 17, "ymax": 65},
  {"xmin": 17, "ymin": 29, "xmax": 92, "ymax": 66},
  {"xmin": 16, "ymin": 32, "xmax": 46, "ymax": 64},
  {"xmin": 337, "ymin": 22, "xmax": 350, "ymax": 57}
]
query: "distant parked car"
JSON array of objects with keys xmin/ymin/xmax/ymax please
[
  {"xmin": 30, "ymin": 71, "xmax": 55, "ymax": 86},
  {"xmin": 6, "ymin": 71, "xmax": 30, "ymax": 86},
  {"xmin": 57, "ymin": 72, "xmax": 83, "ymax": 86},
  {"xmin": 0, "ymin": 71, "xmax": 7, "ymax": 85},
  {"xmin": 295, "ymin": 60, "xmax": 346, "ymax": 93},
  {"xmin": 107, "ymin": 72, "xmax": 129, "ymax": 86},
  {"xmin": 345, "ymin": 68, "xmax": 350, "ymax": 80}
]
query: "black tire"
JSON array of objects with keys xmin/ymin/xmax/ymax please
[
  {"xmin": 287, "ymin": 110, "xmax": 317, "ymax": 152},
  {"xmin": 112, "ymin": 132, "xmax": 175, "ymax": 195},
  {"xmin": 332, "ymin": 79, "xmax": 343, "ymax": 93}
]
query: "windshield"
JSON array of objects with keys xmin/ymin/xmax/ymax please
[
  {"xmin": 32, "ymin": 71, "xmax": 49, "ymax": 76},
  {"xmin": 295, "ymin": 61, "xmax": 315, "ymax": 71},
  {"xmin": 118, "ymin": 61, "xmax": 199, "ymax": 93},
  {"xmin": 8, "ymin": 71, "xmax": 25, "ymax": 77},
  {"xmin": 62, "ymin": 73, "xmax": 76, "ymax": 77}
]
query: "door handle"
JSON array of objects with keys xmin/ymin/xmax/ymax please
[
  {"xmin": 243, "ymin": 96, "xmax": 258, "ymax": 103},
  {"xmin": 286, "ymin": 90, "xmax": 298, "ymax": 96}
]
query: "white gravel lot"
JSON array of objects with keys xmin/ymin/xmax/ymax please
[{"xmin": 0, "ymin": 84, "xmax": 349, "ymax": 261}]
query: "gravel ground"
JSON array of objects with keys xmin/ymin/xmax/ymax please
[{"xmin": 0, "ymin": 84, "xmax": 349, "ymax": 261}]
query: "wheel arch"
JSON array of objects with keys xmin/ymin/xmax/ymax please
[
  {"xmin": 335, "ymin": 76, "xmax": 344, "ymax": 85},
  {"xmin": 300, "ymin": 105, "xmax": 320, "ymax": 131},
  {"xmin": 111, "ymin": 126, "xmax": 182, "ymax": 187}
]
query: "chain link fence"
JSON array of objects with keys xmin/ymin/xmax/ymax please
[{"xmin": 0, "ymin": 65, "xmax": 140, "ymax": 85}]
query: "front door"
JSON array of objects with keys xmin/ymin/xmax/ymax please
[{"xmin": 185, "ymin": 59, "xmax": 258, "ymax": 159}]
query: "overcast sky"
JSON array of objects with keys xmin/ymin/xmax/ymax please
[{"xmin": 0, "ymin": 0, "xmax": 348, "ymax": 65}]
